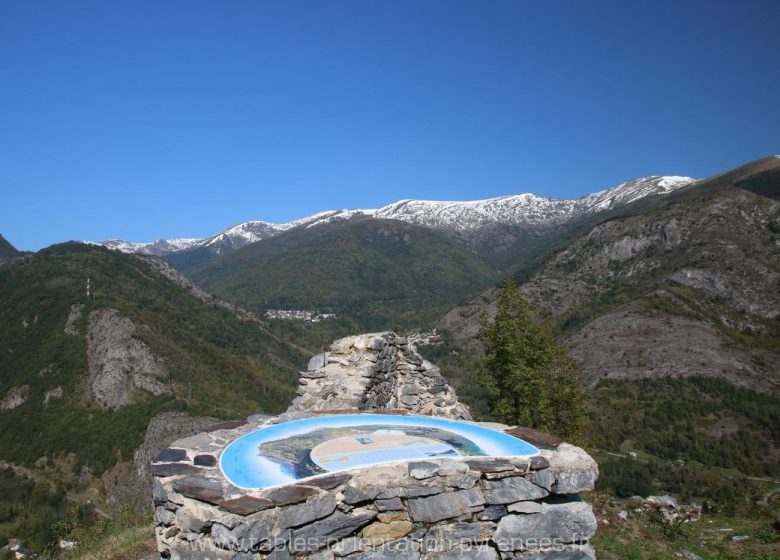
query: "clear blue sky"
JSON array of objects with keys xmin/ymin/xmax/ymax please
[{"xmin": 1, "ymin": 0, "xmax": 778, "ymax": 250}]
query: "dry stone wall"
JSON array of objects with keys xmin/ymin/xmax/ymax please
[
  {"xmin": 152, "ymin": 332, "xmax": 599, "ymax": 559},
  {"xmin": 288, "ymin": 332, "xmax": 471, "ymax": 420}
]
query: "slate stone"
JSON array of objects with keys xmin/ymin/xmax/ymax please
[
  {"xmin": 406, "ymin": 488, "xmax": 485, "ymax": 523},
  {"xmin": 171, "ymin": 432, "xmax": 212, "ymax": 448},
  {"xmin": 205, "ymin": 420, "xmax": 248, "ymax": 432},
  {"xmin": 290, "ymin": 509, "xmax": 377, "ymax": 552},
  {"xmin": 350, "ymin": 537, "xmax": 421, "ymax": 560},
  {"xmin": 154, "ymin": 506, "xmax": 176, "ymax": 525},
  {"xmin": 218, "ymin": 495, "xmax": 275, "ymax": 516},
  {"xmin": 172, "ymin": 476, "xmax": 225, "ymax": 505},
  {"xmin": 484, "ymin": 477, "xmax": 549, "ymax": 504},
  {"xmin": 306, "ymin": 473, "xmax": 351, "ymax": 490},
  {"xmin": 400, "ymin": 394, "xmax": 418, "ymax": 406},
  {"xmin": 344, "ymin": 484, "xmax": 382, "ymax": 504},
  {"xmin": 424, "ymin": 545, "xmax": 498, "ymax": 560},
  {"xmin": 477, "ymin": 505, "xmax": 507, "ymax": 521},
  {"xmin": 278, "ymin": 495, "xmax": 338, "ymax": 529},
  {"xmin": 307, "ymin": 354, "xmax": 327, "ymax": 370},
  {"xmin": 375, "ymin": 497, "xmax": 404, "ymax": 511},
  {"xmin": 151, "ymin": 463, "xmax": 203, "ymax": 478},
  {"xmin": 424, "ymin": 521, "xmax": 496, "ymax": 549},
  {"xmin": 465, "ymin": 459, "xmax": 516, "ymax": 473},
  {"xmin": 154, "ymin": 448, "xmax": 188, "ymax": 463},
  {"xmin": 377, "ymin": 484, "xmax": 445, "ymax": 499},
  {"xmin": 175, "ymin": 508, "xmax": 211, "ymax": 534},
  {"xmin": 266, "ymin": 484, "xmax": 320, "ymax": 506},
  {"xmin": 332, "ymin": 536, "xmax": 364, "ymax": 556},
  {"xmin": 492, "ymin": 502, "xmax": 597, "ymax": 551},
  {"xmin": 408, "ymin": 461, "xmax": 439, "ymax": 479},
  {"xmin": 530, "ymin": 469, "xmax": 555, "ymax": 491},
  {"xmin": 211, "ymin": 511, "xmax": 284, "ymax": 552},
  {"xmin": 551, "ymin": 469, "xmax": 597, "ymax": 494},
  {"xmin": 401, "ymin": 383, "xmax": 419, "ymax": 396},
  {"xmin": 504, "ymin": 426, "xmax": 563, "ymax": 450},
  {"xmin": 529, "ymin": 456, "xmax": 550, "ymax": 470},
  {"xmin": 153, "ymin": 478, "xmax": 168, "ymax": 505},
  {"xmin": 508, "ymin": 501, "xmax": 544, "ymax": 514},
  {"xmin": 438, "ymin": 460, "xmax": 469, "ymax": 476},
  {"xmin": 511, "ymin": 544, "xmax": 597, "ymax": 559},
  {"xmin": 193, "ymin": 454, "xmax": 217, "ymax": 467}
]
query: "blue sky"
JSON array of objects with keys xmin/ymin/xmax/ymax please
[{"xmin": 1, "ymin": 1, "xmax": 778, "ymax": 250}]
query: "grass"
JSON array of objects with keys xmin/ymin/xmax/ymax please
[{"xmin": 591, "ymin": 492, "xmax": 780, "ymax": 560}]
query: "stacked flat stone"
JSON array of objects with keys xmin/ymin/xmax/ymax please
[
  {"xmin": 152, "ymin": 414, "xmax": 598, "ymax": 560},
  {"xmin": 288, "ymin": 332, "xmax": 471, "ymax": 420},
  {"xmin": 152, "ymin": 331, "xmax": 599, "ymax": 559}
]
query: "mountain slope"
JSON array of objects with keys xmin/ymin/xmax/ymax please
[
  {"xmin": 0, "ymin": 243, "xmax": 304, "ymax": 474},
  {"xmin": 186, "ymin": 216, "xmax": 496, "ymax": 331},
  {"xmin": 436, "ymin": 157, "xmax": 780, "ymax": 396},
  {"xmin": 0, "ymin": 234, "xmax": 19, "ymax": 259}
]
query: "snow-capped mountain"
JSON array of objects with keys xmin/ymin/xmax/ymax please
[{"xmin": 98, "ymin": 175, "xmax": 696, "ymax": 256}]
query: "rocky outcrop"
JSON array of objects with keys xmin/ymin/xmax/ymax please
[
  {"xmin": 0, "ymin": 385, "xmax": 29, "ymax": 410},
  {"xmin": 86, "ymin": 308, "xmax": 169, "ymax": 409},
  {"xmin": 288, "ymin": 332, "xmax": 471, "ymax": 420},
  {"xmin": 64, "ymin": 303, "xmax": 83, "ymax": 335},
  {"xmin": 153, "ymin": 332, "xmax": 599, "ymax": 558}
]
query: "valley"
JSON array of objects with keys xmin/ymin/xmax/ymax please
[{"xmin": 1, "ymin": 156, "xmax": 778, "ymax": 556}]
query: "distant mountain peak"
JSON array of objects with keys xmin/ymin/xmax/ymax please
[{"xmin": 95, "ymin": 174, "xmax": 695, "ymax": 257}]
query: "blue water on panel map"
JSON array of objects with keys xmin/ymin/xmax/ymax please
[{"xmin": 219, "ymin": 414, "xmax": 539, "ymax": 490}]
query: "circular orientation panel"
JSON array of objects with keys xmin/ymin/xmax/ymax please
[{"xmin": 219, "ymin": 414, "xmax": 540, "ymax": 490}]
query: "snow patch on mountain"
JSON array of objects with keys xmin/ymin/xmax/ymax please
[{"xmin": 96, "ymin": 175, "xmax": 695, "ymax": 256}]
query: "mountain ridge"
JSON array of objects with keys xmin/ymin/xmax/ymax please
[{"xmin": 97, "ymin": 174, "xmax": 696, "ymax": 258}]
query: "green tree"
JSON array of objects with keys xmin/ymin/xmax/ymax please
[{"xmin": 478, "ymin": 278, "xmax": 586, "ymax": 441}]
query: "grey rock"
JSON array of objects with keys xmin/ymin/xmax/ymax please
[
  {"xmin": 306, "ymin": 354, "xmax": 327, "ymax": 371},
  {"xmin": 154, "ymin": 506, "xmax": 176, "ymax": 525},
  {"xmin": 493, "ymin": 502, "xmax": 597, "ymax": 552},
  {"xmin": 406, "ymin": 488, "xmax": 485, "ymax": 523},
  {"xmin": 528, "ymin": 456, "xmax": 550, "ymax": 470},
  {"xmin": 169, "ymin": 539, "xmax": 236, "ymax": 560},
  {"xmin": 376, "ymin": 497, "xmax": 404, "ymax": 511},
  {"xmin": 278, "ymin": 495, "xmax": 338, "ymax": 529},
  {"xmin": 401, "ymin": 394, "xmax": 419, "ymax": 406},
  {"xmin": 477, "ymin": 505, "xmax": 507, "ymax": 521},
  {"xmin": 512, "ymin": 544, "xmax": 596, "ymax": 559},
  {"xmin": 378, "ymin": 484, "xmax": 445, "ymax": 499},
  {"xmin": 484, "ymin": 477, "xmax": 549, "ymax": 504},
  {"xmin": 290, "ymin": 509, "xmax": 377, "ymax": 552},
  {"xmin": 211, "ymin": 511, "xmax": 283, "ymax": 552},
  {"xmin": 218, "ymin": 495, "xmax": 275, "ymax": 516},
  {"xmin": 465, "ymin": 459, "xmax": 515, "ymax": 473},
  {"xmin": 332, "ymin": 536, "xmax": 364, "ymax": 556},
  {"xmin": 424, "ymin": 545, "xmax": 498, "ymax": 560},
  {"xmin": 530, "ymin": 469, "xmax": 555, "ymax": 491},
  {"xmin": 350, "ymin": 538, "xmax": 420, "ymax": 559},
  {"xmin": 154, "ymin": 448, "xmax": 188, "ymax": 462},
  {"xmin": 424, "ymin": 522, "xmax": 496, "ymax": 550},
  {"xmin": 551, "ymin": 469, "xmax": 597, "ymax": 494},
  {"xmin": 175, "ymin": 508, "xmax": 211, "ymax": 534},
  {"xmin": 344, "ymin": 484, "xmax": 382, "ymax": 504},
  {"xmin": 401, "ymin": 384, "xmax": 419, "ymax": 395},
  {"xmin": 151, "ymin": 463, "xmax": 203, "ymax": 478},
  {"xmin": 266, "ymin": 484, "xmax": 320, "ymax": 506},
  {"xmin": 508, "ymin": 501, "xmax": 544, "ymax": 514},
  {"xmin": 306, "ymin": 472, "xmax": 352, "ymax": 490},
  {"xmin": 408, "ymin": 461, "xmax": 440, "ymax": 479},
  {"xmin": 171, "ymin": 432, "xmax": 213, "ymax": 448},
  {"xmin": 438, "ymin": 460, "xmax": 469, "ymax": 476},
  {"xmin": 194, "ymin": 454, "xmax": 217, "ymax": 467},
  {"xmin": 173, "ymin": 476, "xmax": 225, "ymax": 505}
]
